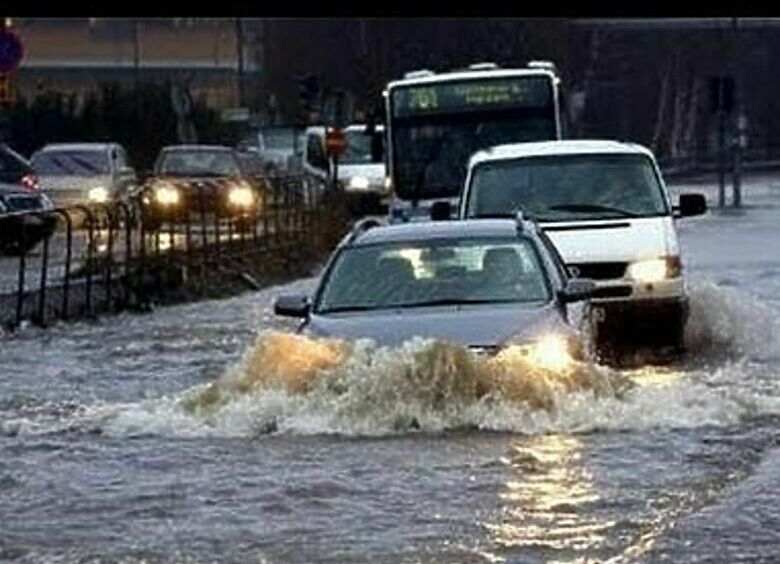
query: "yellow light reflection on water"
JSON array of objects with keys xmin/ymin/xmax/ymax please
[{"xmin": 482, "ymin": 435, "xmax": 615, "ymax": 561}]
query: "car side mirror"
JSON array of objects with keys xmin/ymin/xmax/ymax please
[
  {"xmin": 676, "ymin": 193, "xmax": 707, "ymax": 217},
  {"xmin": 430, "ymin": 200, "xmax": 452, "ymax": 221},
  {"xmin": 559, "ymin": 278, "xmax": 596, "ymax": 303},
  {"xmin": 274, "ymin": 294, "xmax": 311, "ymax": 318}
]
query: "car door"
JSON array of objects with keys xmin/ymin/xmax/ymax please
[{"xmin": 112, "ymin": 145, "xmax": 137, "ymax": 199}]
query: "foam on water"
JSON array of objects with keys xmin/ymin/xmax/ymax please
[
  {"xmin": 4, "ymin": 278, "xmax": 779, "ymax": 439},
  {"xmin": 685, "ymin": 278, "xmax": 780, "ymax": 361}
]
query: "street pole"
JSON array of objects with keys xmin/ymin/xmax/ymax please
[
  {"xmin": 235, "ymin": 18, "xmax": 245, "ymax": 109},
  {"xmin": 718, "ymin": 105, "xmax": 726, "ymax": 208},
  {"xmin": 731, "ymin": 17, "xmax": 742, "ymax": 208}
]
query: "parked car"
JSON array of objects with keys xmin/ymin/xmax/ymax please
[
  {"xmin": 274, "ymin": 215, "xmax": 594, "ymax": 367},
  {"xmin": 0, "ymin": 144, "xmax": 39, "ymax": 190},
  {"xmin": 238, "ymin": 126, "xmax": 305, "ymax": 175},
  {"xmin": 139, "ymin": 145, "xmax": 264, "ymax": 229},
  {"xmin": 458, "ymin": 139, "xmax": 708, "ymax": 354},
  {"xmin": 0, "ymin": 182, "xmax": 57, "ymax": 255},
  {"xmin": 31, "ymin": 143, "xmax": 137, "ymax": 208},
  {"xmin": 302, "ymin": 124, "xmax": 388, "ymax": 214}
]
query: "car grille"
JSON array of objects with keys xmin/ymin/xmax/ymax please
[
  {"xmin": 568, "ymin": 262, "xmax": 628, "ymax": 280},
  {"xmin": 592, "ymin": 286, "xmax": 633, "ymax": 299},
  {"xmin": 6, "ymin": 195, "xmax": 44, "ymax": 212},
  {"xmin": 468, "ymin": 345, "xmax": 500, "ymax": 356}
]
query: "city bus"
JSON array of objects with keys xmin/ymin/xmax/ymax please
[{"xmin": 384, "ymin": 61, "xmax": 564, "ymax": 221}]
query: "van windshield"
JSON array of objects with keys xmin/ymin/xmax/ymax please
[{"xmin": 466, "ymin": 154, "xmax": 669, "ymax": 221}]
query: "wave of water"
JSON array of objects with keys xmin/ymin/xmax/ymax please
[{"xmin": 3, "ymin": 280, "xmax": 779, "ymax": 439}]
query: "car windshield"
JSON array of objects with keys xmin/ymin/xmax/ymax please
[
  {"xmin": 316, "ymin": 237, "xmax": 550, "ymax": 313},
  {"xmin": 391, "ymin": 112, "xmax": 555, "ymax": 200},
  {"xmin": 341, "ymin": 130, "xmax": 384, "ymax": 165},
  {"xmin": 32, "ymin": 150, "xmax": 110, "ymax": 176},
  {"xmin": 263, "ymin": 129, "xmax": 297, "ymax": 150},
  {"xmin": 466, "ymin": 154, "xmax": 669, "ymax": 221},
  {"xmin": 157, "ymin": 150, "xmax": 241, "ymax": 177}
]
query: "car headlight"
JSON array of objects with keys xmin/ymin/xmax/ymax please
[
  {"xmin": 495, "ymin": 333, "xmax": 575, "ymax": 372},
  {"xmin": 154, "ymin": 185, "xmax": 180, "ymax": 206},
  {"xmin": 228, "ymin": 185, "xmax": 255, "ymax": 207},
  {"xmin": 348, "ymin": 176, "xmax": 370, "ymax": 190},
  {"xmin": 627, "ymin": 256, "xmax": 681, "ymax": 283},
  {"xmin": 87, "ymin": 186, "xmax": 109, "ymax": 203}
]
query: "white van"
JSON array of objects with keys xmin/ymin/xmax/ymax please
[
  {"xmin": 458, "ymin": 140, "xmax": 707, "ymax": 351},
  {"xmin": 302, "ymin": 124, "xmax": 388, "ymax": 213}
]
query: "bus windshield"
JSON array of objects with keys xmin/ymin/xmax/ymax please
[{"xmin": 389, "ymin": 74, "xmax": 558, "ymax": 200}]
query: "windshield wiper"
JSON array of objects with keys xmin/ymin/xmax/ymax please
[
  {"xmin": 394, "ymin": 297, "xmax": 529, "ymax": 309},
  {"xmin": 547, "ymin": 203, "xmax": 641, "ymax": 218}
]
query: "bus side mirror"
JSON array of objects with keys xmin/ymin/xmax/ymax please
[{"xmin": 430, "ymin": 201, "xmax": 452, "ymax": 221}]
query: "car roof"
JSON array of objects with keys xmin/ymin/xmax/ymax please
[
  {"xmin": 0, "ymin": 182, "xmax": 29, "ymax": 195},
  {"xmin": 350, "ymin": 219, "xmax": 531, "ymax": 247},
  {"xmin": 469, "ymin": 140, "xmax": 655, "ymax": 168},
  {"xmin": 38, "ymin": 143, "xmax": 115, "ymax": 153}
]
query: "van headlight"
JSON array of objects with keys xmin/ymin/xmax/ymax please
[
  {"xmin": 87, "ymin": 186, "xmax": 109, "ymax": 203},
  {"xmin": 154, "ymin": 185, "xmax": 180, "ymax": 206},
  {"xmin": 348, "ymin": 176, "xmax": 370, "ymax": 190},
  {"xmin": 627, "ymin": 256, "xmax": 681, "ymax": 283},
  {"xmin": 228, "ymin": 185, "xmax": 255, "ymax": 207}
]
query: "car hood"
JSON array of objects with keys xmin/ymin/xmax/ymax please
[
  {"xmin": 542, "ymin": 216, "xmax": 676, "ymax": 263},
  {"xmin": 304, "ymin": 303, "xmax": 566, "ymax": 348},
  {"xmin": 339, "ymin": 163, "xmax": 385, "ymax": 180},
  {"xmin": 39, "ymin": 174, "xmax": 113, "ymax": 191}
]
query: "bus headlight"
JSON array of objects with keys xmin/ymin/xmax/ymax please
[
  {"xmin": 154, "ymin": 185, "xmax": 180, "ymax": 206},
  {"xmin": 88, "ymin": 186, "xmax": 109, "ymax": 203},
  {"xmin": 627, "ymin": 256, "xmax": 681, "ymax": 283},
  {"xmin": 228, "ymin": 185, "xmax": 255, "ymax": 207}
]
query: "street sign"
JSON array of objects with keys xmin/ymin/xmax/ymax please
[
  {"xmin": 220, "ymin": 107, "xmax": 250, "ymax": 122},
  {"xmin": 0, "ymin": 29, "xmax": 24, "ymax": 73},
  {"xmin": 325, "ymin": 128, "xmax": 347, "ymax": 157}
]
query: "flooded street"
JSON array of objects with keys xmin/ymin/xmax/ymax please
[{"xmin": 2, "ymin": 175, "xmax": 780, "ymax": 563}]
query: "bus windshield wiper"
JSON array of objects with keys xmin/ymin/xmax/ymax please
[{"xmin": 547, "ymin": 203, "xmax": 640, "ymax": 218}]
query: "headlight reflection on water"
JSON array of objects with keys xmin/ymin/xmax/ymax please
[{"xmin": 482, "ymin": 435, "xmax": 614, "ymax": 557}]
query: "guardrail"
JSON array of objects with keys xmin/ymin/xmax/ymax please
[
  {"xmin": 659, "ymin": 149, "xmax": 780, "ymax": 178},
  {"xmin": 0, "ymin": 174, "xmax": 345, "ymax": 331}
]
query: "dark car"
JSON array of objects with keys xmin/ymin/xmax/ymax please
[
  {"xmin": 274, "ymin": 216, "xmax": 595, "ymax": 367},
  {"xmin": 0, "ymin": 182, "xmax": 57, "ymax": 255},
  {"xmin": 0, "ymin": 144, "xmax": 38, "ymax": 190},
  {"xmin": 138, "ymin": 145, "xmax": 265, "ymax": 229}
]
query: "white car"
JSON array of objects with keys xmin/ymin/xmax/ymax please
[
  {"xmin": 31, "ymin": 143, "xmax": 137, "ymax": 208},
  {"xmin": 302, "ymin": 124, "xmax": 388, "ymax": 213},
  {"xmin": 458, "ymin": 140, "xmax": 707, "ymax": 353}
]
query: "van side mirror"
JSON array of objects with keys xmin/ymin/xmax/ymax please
[
  {"xmin": 559, "ymin": 278, "xmax": 596, "ymax": 303},
  {"xmin": 274, "ymin": 294, "xmax": 311, "ymax": 318},
  {"xmin": 677, "ymin": 193, "xmax": 707, "ymax": 217},
  {"xmin": 430, "ymin": 201, "xmax": 452, "ymax": 221}
]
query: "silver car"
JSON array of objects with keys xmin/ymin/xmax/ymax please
[
  {"xmin": 32, "ymin": 143, "xmax": 137, "ymax": 208},
  {"xmin": 275, "ymin": 216, "xmax": 595, "ymax": 367}
]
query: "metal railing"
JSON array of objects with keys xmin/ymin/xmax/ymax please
[{"xmin": 0, "ymin": 174, "xmax": 342, "ymax": 331}]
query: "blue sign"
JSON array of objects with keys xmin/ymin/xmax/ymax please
[{"xmin": 0, "ymin": 30, "xmax": 24, "ymax": 73}]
